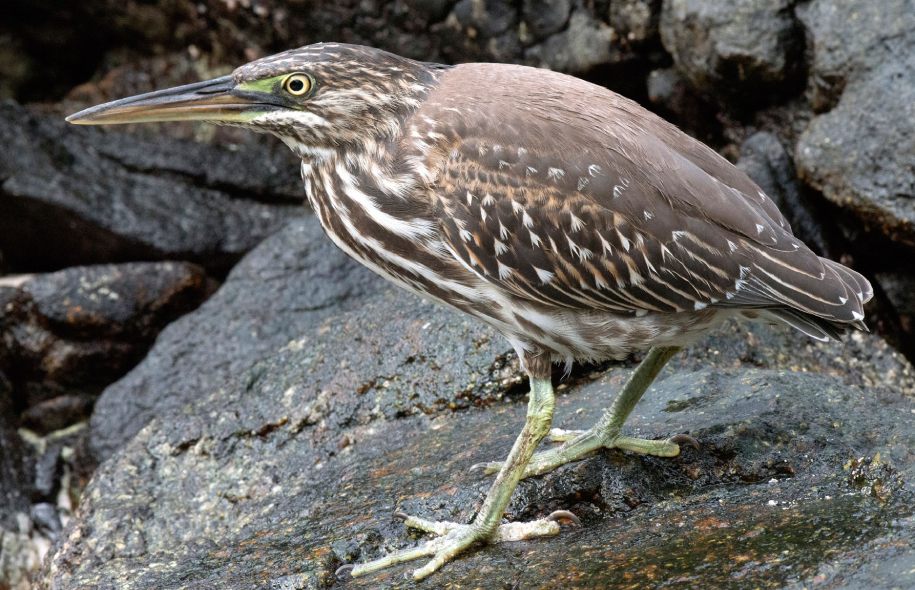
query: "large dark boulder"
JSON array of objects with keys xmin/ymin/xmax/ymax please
[
  {"xmin": 0, "ymin": 101, "xmax": 304, "ymax": 274},
  {"xmin": 45, "ymin": 322, "xmax": 914, "ymax": 588},
  {"xmin": 795, "ymin": 0, "xmax": 915, "ymax": 112},
  {"xmin": 89, "ymin": 217, "xmax": 523, "ymax": 461},
  {"xmin": 795, "ymin": 0, "xmax": 915, "ymax": 248},
  {"xmin": 795, "ymin": 55, "xmax": 915, "ymax": 248},
  {"xmin": 66, "ymin": 209, "xmax": 915, "ymax": 588}
]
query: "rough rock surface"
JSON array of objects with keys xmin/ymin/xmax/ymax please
[
  {"xmin": 67, "ymin": 210, "xmax": 915, "ymax": 588},
  {"xmin": 795, "ymin": 0, "xmax": 915, "ymax": 248},
  {"xmin": 659, "ymin": 0, "xmax": 802, "ymax": 103},
  {"xmin": 795, "ymin": 56, "xmax": 915, "ymax": 248},
  {"xmin": 0, "ymin": 100, "xmax": 304, "ymax": 273},
  {"xmin": 795, "ymin": 0, "xmax": 915, "ymax": 112},
  {"xmin": 45, "ymin": 322, "xmax": 914, "ymax": 588},
  {"xmin": 89, "ymin": 217, "xmax": 523, "ymax": 461},
  {"xmin": 0, "ymin": 261, "xmax": 210, "ymax": 431},
  {"xmin": 4, "ymin": 0, "xmax": 667, "ymax": 111}
]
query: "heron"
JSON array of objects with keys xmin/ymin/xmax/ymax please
[{"xmin": 67, "ymin": 43, "xmax": 872, "ymax": 580}]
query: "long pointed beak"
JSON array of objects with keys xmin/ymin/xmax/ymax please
[{"xmin": 66, "ymin": 75, "xmax": 274, "ymax": 125}]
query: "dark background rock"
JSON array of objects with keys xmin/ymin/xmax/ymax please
[
  {"xmin": 0, "ymin": 101, "xmax": 304, "ymax": 274},
  {"xmin": 796, "ymin": 0, "xmax": 915, "ymax": 112},
  {"xmin": 0, "ymin": 379, "xmax": 31, "ymax": 531},
  {"xmin": 795, "ymin": 55, "xmax": 915, "ymax": 249},
  {"xmin": 0, "ymin": 262, "xmax": 211, "ymax": 433},
  {"xmin": 659, "ymin": 0, "xmax": 802, "ymax": 106},
  {"xmin": 2, "ymin": 0, "xmax": 670, "ymax": 112},
  {"xmin": 0, "ymin": 376, "xmax": 37, "ymax": 589},
  {"xmin": 794, "ymin": 0, "xmax": 915, "ymax": 254}
]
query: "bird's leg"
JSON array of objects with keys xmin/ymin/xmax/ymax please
[
  {"xmin": 349, "ymin": 374, "xmax": 575, "ymax": 580},
  {"xmin": 478, "ymin": 346, "xmax": 696, "ymax": 479}
]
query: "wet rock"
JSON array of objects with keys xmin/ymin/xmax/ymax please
[
  {"xmin": 69, "ymin": 214, "xmax": 915, "ymax": 588},
  {"xmin": 44, "ymin": 324, "xmax": 914, "ymax": 588},
  {"xmin": 0, "ymin": 100, "xmax": 304, "ymax": 273},
  {"xmin": 0, "ymin": 261, "xmax": 211, "ymax": 425},
  {"xmin": 659, "ymin": 0, "xmax": 802, "ymax": 103},
  {"xmin": 89, "ymin": 216, "xmax": 521, "ymax": 461},
  {"xmin": 795, "ymin": 54, "xmax": 915, "ymax": 248}
]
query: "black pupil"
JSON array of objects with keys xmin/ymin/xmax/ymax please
[{"xmin": 289, "ymin": 78, "xmax": 304, "ymax": 92}]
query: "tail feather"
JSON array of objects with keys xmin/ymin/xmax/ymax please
[
  {"xmin": 762, "ymin": 308, "xmax": 847, "ymax": 342},
  {"xmin": 729, "ymin": 246, "xmax": 873, "ymax": 340}
]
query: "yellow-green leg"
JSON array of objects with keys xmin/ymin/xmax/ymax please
[
  {"xmin": 478, "ymin": 346, "xmax": 696, "ymax": 479},
  {"xmin": 348, "ymin": 374, "xmax": 578, "ymax": 580}
]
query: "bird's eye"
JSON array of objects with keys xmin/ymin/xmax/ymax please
[{"xmin": 283, "ymin": 74, "xmax": 312, "ymax": 96}]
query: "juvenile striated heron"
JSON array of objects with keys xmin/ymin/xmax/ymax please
[{"xmin": 68, "ymin": 43, "xmax": 873, "ymax": 580}]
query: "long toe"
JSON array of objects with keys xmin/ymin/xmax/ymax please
[
  {"xmin": 610, "ymin": 433, "xmax": 697, "ymax": 457},
  {"xmin": 547, "ymin": 428, "xmax": 587, "ymax": 443},
  {"xmin": 349, "ymin": 511, "xmax": 576, "ymax": 579},
  {"xmin": 670, "ymin": 433, "xmax": 700, "ymax": 450},
  {"xmin": 477, "ymin": 430, "xmax": 696, "ymax": 479}
]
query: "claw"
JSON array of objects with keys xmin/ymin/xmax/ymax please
[
  {"xmin": 469, "ymin": 461, "xmax": 501, "ymax": 475},
  {"xmin": 670, "ymin": 433, "xmax": 699, "ymax": 450},
  {"xmin": 468, "ymin": 462, "xmax": 488, "ymax": 473},
  {"xmin": 548, "ymin": 427, "xmax": 585, "ymax": 443},
  {"xmin": 335, "ymin": 564, "xmax": 355, "ymax": 579},
  {"xmin": 393, "ymin": 510, "xmax": 410, "ymax": 521},
  {"xmin": 546, "ymin": 509, "xmax": 581, "ymax": 527}
]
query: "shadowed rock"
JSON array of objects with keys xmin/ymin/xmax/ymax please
[
  {"xmin": 0, "ymin": 100, "xmax": 304, "ymax": 274},
  {"xmin": 0, "ymin": 261, "xmax": 210, "ymax": 433},
  {"xmin": 659, "ymin": 0, "xmax": 802, "ymax": 104},
  {"xmin": 0, "ymin": 374, "xmax": 37, "ymax": 590}
]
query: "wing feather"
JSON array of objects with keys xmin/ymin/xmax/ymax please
[{"xmin": 410, "ymin": 63, "xmax": 871, "ymax": 325}]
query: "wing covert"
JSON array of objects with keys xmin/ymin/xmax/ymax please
[{"xmin": 431, "ymin": 135, "xmax": 751, "ymax": 315}]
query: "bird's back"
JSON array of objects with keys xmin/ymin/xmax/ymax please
[{"xmin": 409, "ymin": 62, "xmax": 872, "ymax": 342}]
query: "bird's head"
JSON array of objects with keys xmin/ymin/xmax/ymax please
[{"xmin": 67, "ymin": 43, "xmax": 441, "ymax": 159}]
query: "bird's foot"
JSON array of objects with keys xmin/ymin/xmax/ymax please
[
  {"xmin": 474, "ymin": 429, "xmax": 698, "ymax": 478},
  {"xmin": 344, "ymin": 510, "xmax": 579, "ymax": 580}
]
